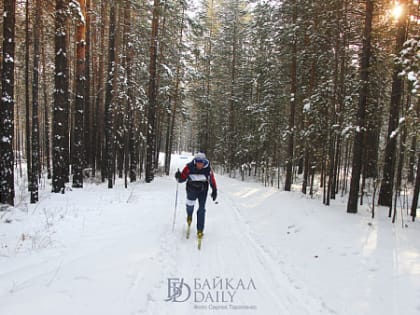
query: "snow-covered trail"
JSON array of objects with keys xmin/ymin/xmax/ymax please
[
  {"xmin": 150, "ymin": 176, "xmax": 331, "ymax": 315},
  {"xmin": 1, "ymin": 155, "xmax": 420, "ymax": 315}
]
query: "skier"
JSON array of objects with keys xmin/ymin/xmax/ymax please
[{"xmin": 175, "ymin": 152, "xmax": 217, "ymax": 239}]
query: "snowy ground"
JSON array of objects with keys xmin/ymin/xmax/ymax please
[{"xmin": 1, "ymin": 154, "xmax": 420, "ymax": 315}]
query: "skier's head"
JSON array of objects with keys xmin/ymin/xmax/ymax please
[{"xmin": 194, "ymin": 152, "xmax": 207, "ymax": 169}]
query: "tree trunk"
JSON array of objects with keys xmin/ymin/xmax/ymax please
[
  {"xmin": 204, "ymin": 0, "xmax": 215, "ymax": 154},
  {"xmin": 154, "ymin": 5, "xmax": 168, "ymax": 172},
  {"xmin": 407, "ymin": 134, "xmax": 416, "ymax": 184},
  {"xmin": 332, "ymin": 2, "xmax": 347, "ymax": 199},
  {"xmin": 72, "ymin": 0, "xmax": 86, "ymax": 188},
  {"xmin": 165, "ymin": 7, "xmax": 185, "ymax": 175},
  {"xmin": 285, "ymin": 2, "xmax": 297, "ymax": 192},
  {"xmin": 52, "ymin": 0, "xmax": 69, "ymax": 193},
  {"xmin": 227, "ymin": 3, "xmax": 238, "ymax": 172},
  {"xmin": 302, "ymin": 21, "xmax": 318, "ymax": 195},
  {"xmin": 395, "ymin": 92, "xmax": 410, "ymax": 193},
  {"xmin": 122, "ymin": 1, "xmax": 136, "ymax": 183},
  {"xmin": 347, "ymin": 0, "xmax": 373, "ymax": 213},
  {"xmin": 407, "ymin": 99, "xmax": 419, "ymax": 183},
  {"xmin": 104, "ymin": 1, "xmax": 116, "ymax": 188},
  {"xmin": 30, "ymin": 0, "xmax": 41, "ymax": 203},
  {"xmin": 99, "ymin": 0, "xmax": 107, "ymax": 181},
  {"xmin": 411, "ymin": 153, "xmax": 420, "ymax": 222},
  {"xmin": 0, "ymin": 0, "xmax": 16, "ymax": 205},
  {"xmin": 64, "ymin": 18, "xmax": 71, "ymax": 184},
  {"xmin": 25, "ymin": 0, "xmax": 32, "ymax": 192},
  {"xmin": 127, "ymin": 35, "xmax": 137, "ymax": 182},
  {"xmin": 364, "ymin": 95, "xmax": 381, "ymax": 179},
  {"xmin": 41, "ymin": 26, "xmax": 51, "ymax": 179},
  {"xmin": 378, "ymin": 2, "xmax": 408, "ymax": 208},
  {"xmin": 84, "ymin": 0, "xmax": 92, "ymax": 173},
  {"xmin": 302, "ymin": 148, "xmax": 310, "ymax": 194},
  {"xmin": 326, "ymin": 133, "xmax": 336, "ymax": 205},
  {"xmin": 145, "ymin": 0, "xmax": 160, "ymax": 183}
]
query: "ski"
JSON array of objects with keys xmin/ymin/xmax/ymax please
[
  {"xmin": 197, "ymin": 234, "xmax": 203, "ymax": 250},
  {"xmin": 186, "ymin": 224, "xmax": 191, "ymax": 239}
]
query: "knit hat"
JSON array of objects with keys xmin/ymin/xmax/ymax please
[{"xmin": 194, "ymin": 152, "xmax": 206, "ymax": 163}]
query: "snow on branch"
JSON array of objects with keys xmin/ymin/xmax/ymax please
[
  {"xmin": 69, "ymin": 0, "xmax": 86, "ymax": 25},
  {"xmin": 399, "ymin": 37, "xmax": 420, "ymax": 95}
]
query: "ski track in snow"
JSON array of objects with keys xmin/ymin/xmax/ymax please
[
  {"xmin": 223, "ymin": 192, "xmax": 336, "ymax": 315},
  {"xmin": 139, "ymin": 175, "xmax": 334, "ymax": 315}
]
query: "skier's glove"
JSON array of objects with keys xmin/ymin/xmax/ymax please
[
  {"xmin": 211, "ymin": 189, "xmax": 217, "ymax": 201},
  {"xmin": 175, "ymin": 170, "xmax": 181, "ymax": 180}
]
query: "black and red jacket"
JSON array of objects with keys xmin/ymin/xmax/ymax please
[{"xmin": 178, "ymin": 159, "xmax": 217, "ymax": 193}]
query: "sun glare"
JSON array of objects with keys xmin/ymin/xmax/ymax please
[{"xmin": 391, "ymin": 3, "xmax": 404, "ymax": 20}]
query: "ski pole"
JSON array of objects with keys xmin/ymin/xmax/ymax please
[{"xmin": 172, "ymin": 170, "xmax": 180, "ymax": 232}]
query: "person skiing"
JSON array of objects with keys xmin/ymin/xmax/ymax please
[{"xmin": 175, "ymin": 152, "xmax": 217, "ymax": 239}]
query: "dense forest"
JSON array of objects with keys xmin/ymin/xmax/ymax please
[{"xmin": 0, "ymin": 0, "xmax": 419, "ymax": 221}]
